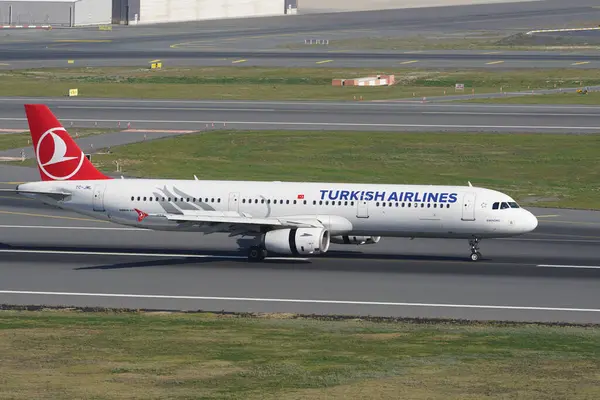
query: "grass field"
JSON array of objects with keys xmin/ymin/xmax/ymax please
[
  {"xmin": 463, "ymin": 91, "xmax": 600, "ymax": 104},
  {"xmin": 1, "ymin": 67, "xmax": 598, "ymax": 101},
  {"xmin": 0, "ymin": 128, "xmax": 119, "ymax": 151},
  {"xmin": 87, "ymin": 130, "xmax": 600, "ymax": 210},
  {"xmin": 0, "ymin": 310, "xmax": 598, "ymax": 400}
]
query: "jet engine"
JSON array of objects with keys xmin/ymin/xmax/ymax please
[
  {"xmin": 264, "ymin": 227, "xmax": 330, "ymax": 255},
  {"xmin": 330, "ymin": 235, "xmax": 381, "ymax": 245}
]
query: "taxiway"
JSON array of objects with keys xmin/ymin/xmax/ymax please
[{"xmin": 0, "ymin": 98, "xmax": 599, "ymax": 136}]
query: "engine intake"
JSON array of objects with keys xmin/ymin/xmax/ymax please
[
  {"xmin": 264, "ymin": 228, "xmax": 330, "ymax": 256},
  {"xmin": 330, "ymin": 235, "xmax": 381, "ymax": 245}
]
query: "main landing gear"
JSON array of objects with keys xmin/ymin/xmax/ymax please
[
  {"xmin": 248, "ymin": 246, "xmax": 267, "ymax": 262},
  {"xmin": 469, "ymin": 238, "xmax": 482, "ymax": 261}
]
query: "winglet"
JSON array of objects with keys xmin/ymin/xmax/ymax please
[{"xmin": 468, "ymin": 181, "xmax": 473, "ymax": 187}]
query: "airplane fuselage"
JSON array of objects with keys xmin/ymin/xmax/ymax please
[{"xmin": 19, "ymin": 179, "xmax": 538, "ymax": 240}]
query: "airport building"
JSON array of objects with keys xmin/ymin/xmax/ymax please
[
  {"xmin": 0, "ymin": 0, "xmax": 289, "ymax": 26},
  {"xmin": 0, "ymin": 0, "xmax": 111, "ymax": 26}
]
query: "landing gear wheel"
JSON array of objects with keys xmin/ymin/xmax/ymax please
[
  {"xmin": 468, "ymin": 238, "xmax": 482, "ymax": 261},
  {"xmin": 248, "ymin": 246, "xmax": 267, "ymax": 262}
]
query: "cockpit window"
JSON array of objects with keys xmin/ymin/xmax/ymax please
[{"xmin": 493, "ymin": 201, "xmax": 520, "ymax": 210}]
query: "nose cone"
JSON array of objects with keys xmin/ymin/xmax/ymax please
[{"xmin": 522, "ymin": 210, "xmax": 538, "ymax": 233}]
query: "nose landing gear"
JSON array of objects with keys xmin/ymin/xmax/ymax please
[{"xmin": 469, "ymin": 238, "xmax": 482, "ymax": 261}]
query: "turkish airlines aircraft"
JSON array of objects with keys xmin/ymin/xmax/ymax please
[{"xmin": 6, "ymin": 104, "xmax": 538, "ymax": 262}]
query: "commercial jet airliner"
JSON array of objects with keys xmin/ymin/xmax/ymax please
[{"xmin": 4, "ymin": 104, "xmax": 538, "ymax": 262}]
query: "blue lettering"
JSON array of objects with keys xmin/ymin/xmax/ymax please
[
  {"xmin": 360, "ymin": 191, "xmax": 365, "ymax": 201},
  {"xmin": 387, "ymin": 192, "xmax": 398, "ymax": 202},
  {"xmin": 427, "ymin": 193, "xmax": 439, "ymax": 202},
  {"xmin": 350, "ymin": 191, "xmax": 359, "ymax": 201},
  {"xmin": 414, "ymin": 192, "xmax": 422, "ymax": 202},
  {"xmin": 340, "ymin": 190, "xmax": 349, "ymax": 201},
  {"xmin": 397, "ymin": 192, "xmax": 404, "ymax": 201},
  {"xmin": 448, "ymin": 193, "xmax": 458, "ymax": 203},
  {"xmin": 405, "ymin": 192, "xmax": 414, "ymax": 202},
  {"xmin": 364, "ymin": 191, "xmax": 374, "ymax": 201},
  {"xmin": 328, "ymin": 190, "xmax": 339, "ymax": 200},
  {"xmin": 439, "ymin": 193, "xmax": 448, "ymax": 203},
  {"xmin": 320, "ymin": 190, "xmax": 328, "ymax": 200},
  {"xmin": 374, "ymin": 191, "xmax": 385, "ymax": 201}
]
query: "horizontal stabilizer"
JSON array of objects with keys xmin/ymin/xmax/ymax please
[{"xmin": 0, "ymin": 188, "xmax": 71, "ymax": 201}]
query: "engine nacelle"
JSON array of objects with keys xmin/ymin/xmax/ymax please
[
  {"xmin": 330, "ymin": 235, "xmax": 381, "ymax": 245},
  {"xmin": 264, "ymin": 228, "xmax": 330, "ymax": 256}
]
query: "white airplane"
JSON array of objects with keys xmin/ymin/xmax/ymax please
[{"xmin": 5, "ymin": 104, "xmax": 538, "ymax": 262}]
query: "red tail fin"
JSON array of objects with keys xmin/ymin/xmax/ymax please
[{"xmin": 24, "ymin": 104, "xmax": 111, "ymax": 181}]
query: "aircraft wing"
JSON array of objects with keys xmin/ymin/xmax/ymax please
[
  {"xmin": 0, "ymin": 188, "xmax": 72, "ymax": 201},
  {"xmin": 139, "ymin": 209, "xmax": 324, "ymax": 234}
]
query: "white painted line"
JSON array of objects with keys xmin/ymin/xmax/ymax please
[
  {"xmin": 0, "ymin": 117, "xmax": 597, "ymax": 131},
  {"xmin": 0, "ymin": 225, "xmax": 146, "ymax": 231},
  {"xmin": 2, "ymin": 98, "xmax": 600, "ymax": 110},
  {"xmin": 0, "ymin": 290, "xmax": 598, "ymax": 313},
  {"xmin": 422, "ymin": 111, "xmax": 600, "ymax": 117},
  {"xmin": 56, "ymin": 106, "xmax": 277, "ymax": 112},
  {"xmin": 537, "ymin": 264, "xmax": 600, "ymax": 270},
  {"xmin": 0, "ymin": 249, "xmax": 306, "ymax": 261}
]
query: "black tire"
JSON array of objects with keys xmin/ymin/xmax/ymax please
[{"xmin": 248, "ymin": 246, "xmax": 265, "ymax": 262}]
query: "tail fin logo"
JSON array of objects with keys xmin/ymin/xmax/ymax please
[{"xmin": 36, "ymin": 127, "xmax": 85, "ymax": 181}]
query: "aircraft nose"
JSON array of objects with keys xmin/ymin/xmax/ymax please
[{"xmin": 523, "ymin": 210, "xmax": 538, "ymax": 232}]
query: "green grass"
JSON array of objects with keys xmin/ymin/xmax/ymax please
[
  {"xmin": 1, "ymin": 67, "xmax": 599, "ymax": 101},
  {"xmin": 88, "ymin": 130, "xmax": 600, "ymax": 209},
  {"xmin": 0, "ymin": 128, "xmax": 120, "ymax": 152},
  {"xmin": 462, "ymin": 91, "xmax": 600, "ymax": 104},
  {"xmin": 0, "ymin": 310, "xmax": 598, "ymax": 400}
]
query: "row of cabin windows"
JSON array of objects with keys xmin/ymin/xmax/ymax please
[
  {"xmin": 130, "ymin": 196, "xmax": 452, "ymax": 209},
  {"xmin": 132, "ymin": 196, "xmax": 221, "ymax": 203}
]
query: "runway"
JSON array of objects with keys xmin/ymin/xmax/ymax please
[
  {"xmin": 1, "ymin": 188, "xmax": 600, "ymax": 324},
  {"xmin": 0, "ymin": 0, "xmax": 599, "ymax": 69},
  {"xmin": 1, "ymin": 98, "xmax": 600, "ymax": 135}
]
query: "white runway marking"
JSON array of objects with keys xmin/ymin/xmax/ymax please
[
  {"xmin": 537, "ymin": 264, "xmax": 600, "ymax": 270},
  {"xmin": 0, "ymin": 225, "xmax": 146, "ymax": 231},
  {"xmin": 0, "ymin": 117, "xmax": 598, "ymax": 131},
  {"xmin": 0, "ymin": 249, "xmax": 305, "ymax": 261},
  {"xmin": 0, "ymin": 290, "xmax": 598, "ymax": 313},
  {"xmin": 1, "ymin": 97, "xmax": 600, "ymax": 110}
]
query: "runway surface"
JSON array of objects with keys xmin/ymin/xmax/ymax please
[
  {"xmin": 0, "ymin": 98, "xmax": 599, "ymax": 136},
  {"xmin": 0, "ymin": 0, "xmax": 599, "ymax": 69},
  {"xmin": 1, "ymin": 171, "xmax": 600, "ymax": 324}
]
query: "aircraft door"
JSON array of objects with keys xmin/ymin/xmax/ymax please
[
  {"xmin": 228, "ymin": 192, "xmax": 240, "ymax": 212},
  {"xmin": 461, "ymin": 192, "xmax": 476, "ymax": 221},
  {"xmin": 356, "ymin": 200, "xmax": 369, "ymax": 218},
  {"xmin": 92, "ymin": 184, "xmax": 106, "ymax": 212}
]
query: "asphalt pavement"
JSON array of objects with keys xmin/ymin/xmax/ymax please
[
  {"xmin": 0, "ymin": 190, "xmax": 599, "ymax": 324},
  {"xmin": 0, "ymin": 0, "xmax": 599, "ymax": 69},
  {"xmin": 0, "ymin": 99, "xmax": 599, "ymax": 141}
]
